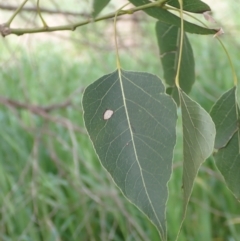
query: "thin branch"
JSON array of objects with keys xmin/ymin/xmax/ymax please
[
  {"xmin": 0, "ymin": 3, "xmax": 90, "ymax": 17},
  {"xmin": 0, "ymin": 96, "xmax": 86, "ymax": 133},
  {"xmin": 0, "ymin": 96, "xmax": 71, "ymax": 113},
  {"xmin": 0, "ymin": 0, "xmax": 167, "ymax": 36}
]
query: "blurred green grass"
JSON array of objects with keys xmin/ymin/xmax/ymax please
[
  {"xmin": 0, "ymin": 38, "xmax": 161, "ymax": 241},
  {"xmin": 1, "ymin": 7, "xmax": 240, "ymax": 241}
]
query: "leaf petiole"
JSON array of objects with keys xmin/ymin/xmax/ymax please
[
  {"xmin": 175, "ymin": 0, "xmax": 184, "ymax": 89},
  {"xmin": 5, "ymin": 0, "xmax": 29, "ymax": 27},
  {"xmin": 114, "ymin": 3, "xmax": 130, "ymax": 70},
  {"xmin": 37, "ymin": 0, "xmax": 48, "ymax": 28}
]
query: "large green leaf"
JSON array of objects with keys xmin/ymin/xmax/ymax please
[
  {"xmin": 82, "ymin": 69, "xmax": 177, "ymax": 240},
  {"xmin": 211, "ymin": 87, "xmax": 240, "ymax": 200},
  {"xmin": 210, "ymin": 87, "xmax": 239, "ymax": 149},
  {"xmin": 167, "ymin": 0, "xmax": 211, "ymax": 13},
  {"xmin": 179, "ymin": 89, "xmax": 215, "ymax": 214},
  {"xmin": 128, "ymin": 0, "xmax": 217, "ymax": 35},
  {"xmin": 92, "ymin": 0, "xmax": 111, "ymax": 17},
  {"xmin": 156, "ymin": 21, "xmax": 195, "ymax": 104}
]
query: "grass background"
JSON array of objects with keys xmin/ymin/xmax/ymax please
[{"xmin": 0, "ymin": 1, "xmax": 240, "ymax": 240}]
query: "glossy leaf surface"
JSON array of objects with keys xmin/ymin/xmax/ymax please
[{"xmin": 82, "ymin": 70, "xmax": 178, "ymax": 240}]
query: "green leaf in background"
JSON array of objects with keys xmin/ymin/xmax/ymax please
[
  {"xmin": 154, "ymin": 8, "xmax": 216, "ymax": 35},
  {"xmin": 156, "ymin": 21, "xmax": 195, "ymax": 104},
  {"xmin": 82, "ymin": 69, "xmax": 178, "ymax": 240},
  {"xmin": 210, "ymin": 87, "xmax": 239, "ymax": 149},
  {"xmin": 128, "ymin": 0, "xmax": 217, "ymax": 35},
  {"xmin": 211, "ymin": 87, "xmax": 240, "ymax": 200},
  {"xmin": 214, "ymin": 131, "xmax": 240, "ymax": 201},
  {"xmin": 179, "ymin": 89, "xmax": 215, "ymax": 215},
  {"xmin": 92, "ymin": 0, "xmax": 111, "ymax": 17},
  {"xmin": 167, "ymin": 0, "xmax": 211, "ymax": 13}
]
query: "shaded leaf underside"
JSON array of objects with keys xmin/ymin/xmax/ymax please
[
  {"xmin": 156, "ymin": 21, "xmax": 195, "ymax": 104},
  {"xmin": 83, "ymin": 69, "xmax": 177, "ymax": 240}
]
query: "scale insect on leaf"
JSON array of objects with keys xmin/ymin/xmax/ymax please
[{"xmin": 103, "ymin": 109, "xmax": 114, "ymax": 120}]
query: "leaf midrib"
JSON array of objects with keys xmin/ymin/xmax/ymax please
[{"xmin": 118, "ymin": 68, "xmax": 164, "ymax": 236}]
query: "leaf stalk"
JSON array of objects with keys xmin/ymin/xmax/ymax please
[
  {"xmin": 114, "ymin": 3, "xmax": 130, "ymax": 70},
  {"xmin": 5, "ymin": 0, "xmax": 29, "ymax": 27},
  {"xmin": 37, "ymin": 0, "xmax": 48, "ymax": 28},
  {"xmin": 175, "ymin": 0, "xmax": 184, "ymax": 89}
]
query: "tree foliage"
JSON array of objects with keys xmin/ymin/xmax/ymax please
[{"xmin": 0, "ymin": 0, "xmax": 239, "ymax": 240}]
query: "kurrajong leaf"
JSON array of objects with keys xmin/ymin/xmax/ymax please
[
  {"xmin": 128, "ymin": 0, "xmax": 218, "ymax": 35},
  {"xmin": 167, "ymin": 0, "xmax": 211, "ymax": 13},
  {"xmin": 82, "ymin": 69, "xmax": 177, "ymax": 240},
  {"xmin": 211, "ymin": 87, "xmax": 240, "ymax": 201},
  {"xmin": 179, "ymin": 89, "xmax": 215, "ymax": 215},
  {"xmin": 92, "ymin": 0, "xmax": 111, "ymax": 17},
  {"xmin": 156, "ymin": 21, "xmax": 195, "ymax": 104}
]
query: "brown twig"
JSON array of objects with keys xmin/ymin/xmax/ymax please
[
  {"xmin": 0, "ymin": 96, "xmax": 71, "ymax": 112},
  {"xmin": 0, "ymin": 96, "xmax": 86, "ymax": 134}
]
